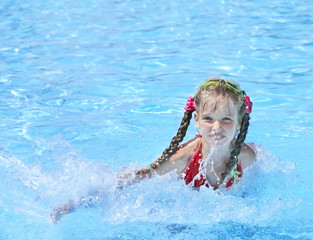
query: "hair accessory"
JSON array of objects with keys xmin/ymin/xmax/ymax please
[
  {"xmin": 184, "ymin": 97, "xmax": 196, "ymax": 112},
  {"xmin": 202, "ymin": 79, "xmax": 242, "ymax": 94},
  {"xmin": 213, "ymin": 181, "xmax": 222, "ymax": 190},
  {"xmin": 244, "ymin": 95, "xmax": 252, "ymax": 114},
  {"xmin": 149, "ymin": 163, "xmax": 157, "ymax": 171}
]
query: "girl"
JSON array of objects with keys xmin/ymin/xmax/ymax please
[
  {"xmin": 127, "ymin": 76, "xmax": 256, "ymax": 189},
  {"xmin": 51, "ymin": 77, "xmax": 256, "ymax": 222}
]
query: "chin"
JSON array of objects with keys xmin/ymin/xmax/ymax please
[
  {"xmin": 207, "ymin": 137, "xmax": 232, "ymax": 147},
  {"xmin": 209, "ymin": 140, "xmax": 227, "ymax": 147}
]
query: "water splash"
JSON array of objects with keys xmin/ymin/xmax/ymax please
[
  {"xmin": 0, "ymin": 142, "xmax": 300, "ymax": 229},
  {"xmin": 0, "ymin": 139, "xmax": 116, "ymax": 221}
]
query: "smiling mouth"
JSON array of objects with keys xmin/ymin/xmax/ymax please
[{"xmin": 209, "ymin": 134, "xmax": 225, "ymax": 141}]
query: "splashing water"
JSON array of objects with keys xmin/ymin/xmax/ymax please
[{"xmin": 0, "ymin": 142, "xmax": 298, "ymax": 230}]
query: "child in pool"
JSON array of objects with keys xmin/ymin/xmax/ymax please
[
  {"xmin": 51, "ymin": 77, "xmax": 256, "ymax": 222},
  {"xmin": 124, "ymin": 76, "xmax": 256, "ymax": 189}
]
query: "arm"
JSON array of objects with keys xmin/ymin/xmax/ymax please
[{"xmin": 118, "ymin": 137, "xmax": 199, "ymax": 186}]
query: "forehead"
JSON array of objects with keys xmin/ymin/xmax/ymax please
[{"xmin": 199, "ymin": 95, "xmax": 237, "ymax": 116}]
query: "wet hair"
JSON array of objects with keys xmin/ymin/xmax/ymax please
[{"xmin": 153, "ymin": 77, "xmax": 250, "ymax": 190}]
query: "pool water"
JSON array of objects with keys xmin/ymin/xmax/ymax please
[{"xmin": 1, "ymin": 0, "xmax": 313, "ymax": 239}]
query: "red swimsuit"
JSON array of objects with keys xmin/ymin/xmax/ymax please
[{"xmin": 181, "ymin": 136, "xmax": 243, "ymax": 189}]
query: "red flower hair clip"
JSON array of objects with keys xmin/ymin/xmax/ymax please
[
  {"xmin": 244, "ymin": 95, "xmax": 252, "ymax": 114},
  {"xmin": 184, "ymin": 97, "xmax": 196, "ymax": 112}
]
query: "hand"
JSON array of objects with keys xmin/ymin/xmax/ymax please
[{"xmin": 50, "ymin": 200, "xmax": 75, "ymax": 223}]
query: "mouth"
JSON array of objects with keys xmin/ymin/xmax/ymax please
[{"xmin": 209, "ymin": 134, "xmax": 225, "ymax": 141}]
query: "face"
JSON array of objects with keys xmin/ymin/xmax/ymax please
[{"xmin": 194, "ymin": 95, "xmax": 241, "ymax": 148}]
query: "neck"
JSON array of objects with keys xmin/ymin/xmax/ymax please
[
  {"xmin": 201, "ymin": 140, "xmax": 234, "ymax": 185},
  {"xmin": 201, "ymin": 140, "xmax": 233, "ymax": 168}
]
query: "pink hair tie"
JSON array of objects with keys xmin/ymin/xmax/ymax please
[
  {"xmin": 184, "ymin": 97, "xmax": 196, "ymax": 112},
  {"xmin": 244, "ymin": 95, "xmax": 252, "ymax": 114}
]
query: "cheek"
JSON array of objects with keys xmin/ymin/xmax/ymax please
[
  {"xmin": 223, "ymin": 123, "xmax": 237, "ymax": 133},
  {"xmin": 197, "ymin": 122, "xmax": 206, "ymax": 130},
  {"xmin": 198, "ymin": 121, "xmax": 212, "ymax": 132}
]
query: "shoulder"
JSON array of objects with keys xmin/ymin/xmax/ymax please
[
  {"xmin": 239, "ymin": 142, "xmax": 256, "ymax": 169},
  {"xmin": 178, "ymin": 136, "xmax": 200, "ymax": 154},
  {"xmin": 156, "ymin": 136, "xmax": 200, "ymax": 174},
  {"xmin": 169, "ymin": 136, "xmax": 200, "ymax": 163}
]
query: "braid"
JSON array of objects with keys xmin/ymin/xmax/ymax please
[
  {"xmin": 153, "ymin": 110, "xmax": 193, "ymax": 167},
  {"xmin": 213, "ymin": 113, "xmax": 250, "ymax": 190}
]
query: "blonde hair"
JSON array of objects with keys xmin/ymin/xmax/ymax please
[{"xmin": 195, "ymin": 76, "xmax": 246, "ymax": 122}]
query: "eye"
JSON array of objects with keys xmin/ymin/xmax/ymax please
[
  {"xmin": 222, "ymin": 117, "xmax": 233, "ymax": 123},
  {"xmin": 203, "ymin": 116, "xmax": 213, "ymax": 122}
]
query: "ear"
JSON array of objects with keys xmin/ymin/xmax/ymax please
[{"xmin": 194, "ymin": 112, "xmax": 200, "ymax": 129}]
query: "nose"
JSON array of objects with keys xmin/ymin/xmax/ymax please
[{"xmin": 212, "ymin": 120, "xmax": 222, "ymax": 133}]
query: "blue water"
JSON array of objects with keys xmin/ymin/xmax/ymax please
[{"xmin": 1, "ymin": 0, "xmax": 313, "ymax": 239}]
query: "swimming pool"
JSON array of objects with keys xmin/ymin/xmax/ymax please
[{"xmin": 1, "ymin": 0, "xmax": 313, "ymax": 239}]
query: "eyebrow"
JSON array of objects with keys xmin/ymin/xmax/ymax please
[
  {"xmin": 201, "ymin": 112, "xmax": 234, "ymax": 118},
  {"xmin": 201, "ymin": 115, "xmax": 211, "ymax": 118}
]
